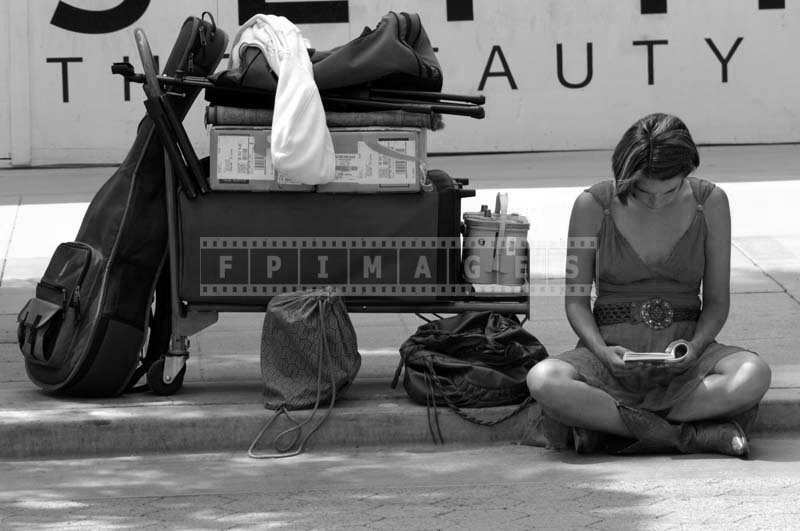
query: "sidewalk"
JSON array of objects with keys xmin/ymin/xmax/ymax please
[
  {"xmin": 3, "ymin": 439, "xmax": 800, "ymax": 529},
  {"xmin": 1, "ymin": 146, "xmax": 799, "ymax": 459}
]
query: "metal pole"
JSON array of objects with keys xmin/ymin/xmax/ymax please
[{"xmin": 163, "ymin": 151, "xmax": 188, "ymax": 382}]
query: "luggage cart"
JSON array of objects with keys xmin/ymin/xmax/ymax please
[{"xmin": 132, "ymin": 29, "xmax": 530, "ymax": 395}]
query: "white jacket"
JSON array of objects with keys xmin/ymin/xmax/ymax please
[{"xmin": 229, "ymin": 15, "xmax": 335, "ymax": 184}]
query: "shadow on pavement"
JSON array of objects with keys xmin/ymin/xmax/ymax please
[{"xmin": 0, "ymin": 450, "xmax": 654, "ymax": 529}]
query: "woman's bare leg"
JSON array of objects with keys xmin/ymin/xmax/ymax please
[
  {"xmin": 527, "ymin": 359, "xmax": 632, "ymax": 437},
  {"xmin": 666, "ymin": 351, "xmax": 771, "ymax": 423}
]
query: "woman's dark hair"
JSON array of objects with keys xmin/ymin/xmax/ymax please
[{"xmin": 611, "ymin": 113, "xmax": 700, "ymax": 204}]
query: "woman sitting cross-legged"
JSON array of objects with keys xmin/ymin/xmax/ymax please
[{"xmin": 527, "ymin": 113, "xmax": 772, "ymax": 458}]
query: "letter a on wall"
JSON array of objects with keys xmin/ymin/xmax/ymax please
[{"xmin": 478, "ymin": 45, "xmax": 518, "ymax": 90}]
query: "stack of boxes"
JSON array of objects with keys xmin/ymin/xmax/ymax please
[{"xmin": 209, "ymin": 125, "xmax": 428, "ymax": 193}]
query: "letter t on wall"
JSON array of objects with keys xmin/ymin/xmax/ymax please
[
  {"xmin": 46, "ymin": 57, "xmax": 83, "ymax": 102},
  {"xmin": 632, "ymin": 40, "xmax": 668, "ymax": 85}
]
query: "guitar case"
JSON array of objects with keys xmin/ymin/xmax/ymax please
[{"xmin": 16, "ymin": 16, "xmax": 228, "ymax": 396}]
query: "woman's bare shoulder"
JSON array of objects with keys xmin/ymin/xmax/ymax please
[
  {"xmin": 687, "ymin": 175, "xmax": 723, "ymax": 204},
  {"xmin": 701, "ymin": 184, "xmax": 731, "ymax": 236},
  {"xmin": 704, "ymin": 183, "xmax": 729, "ymax": 209},
  {"xmin": 569, "ymin": 189, "xmax": 606, "ymax": 236},
  {"xmin": 688, "ymin": 176, "xmax": 729, "ymax": 214}
]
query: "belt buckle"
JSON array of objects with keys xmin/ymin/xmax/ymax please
[{"xmin": 639, "ymin": 296, "xmax": 674, "ymax": 330}]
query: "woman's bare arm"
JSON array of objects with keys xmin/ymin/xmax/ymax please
[
  {"xmin": 564, "ymin": 191, "xmax": 608, "ymax": 355},
  {"xmin": 692, "ymin": 185, "xmax": 732, "ymax": 352}
]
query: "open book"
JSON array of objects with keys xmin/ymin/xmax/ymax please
[{"xmin": 622, "ymin": 340, "xmax": 690, "ymax": 364}]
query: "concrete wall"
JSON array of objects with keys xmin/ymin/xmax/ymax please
[
  {"xmin": 0, "ymin": 0, "xmax": 10, "ymax": 160},
  {"xmin": 2, "ymin": 0, "xmax": 799, "ymax": 165}
]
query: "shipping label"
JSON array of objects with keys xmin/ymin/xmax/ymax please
[{"xmin": 216, "ymin": 134, "xmax": 273, "ymax": 182}]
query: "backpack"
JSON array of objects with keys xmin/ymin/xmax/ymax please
[
  {"xmin": 249, "ymin": 289, "xmax": 361, "ymax": 458},
  {"xmin": 393, "ymin": 312, "xmax": 548, "ymax": 443}
]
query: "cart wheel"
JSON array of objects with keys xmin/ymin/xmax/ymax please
[{"xmin": 147, "ymin": 357, "xmax": 186, "ymax": 396}]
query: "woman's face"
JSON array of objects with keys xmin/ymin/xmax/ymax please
[{"xmin": 631, "ymin": 174, "xmax": 685, "ymax": 210}]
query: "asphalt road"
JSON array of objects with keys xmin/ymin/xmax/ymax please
[{"xmin": 1, "ymin": 436, "xmax": 799, "ymax": 529}]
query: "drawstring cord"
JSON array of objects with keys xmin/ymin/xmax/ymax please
[
  {"xmin": 423, "ymin": 367, "xmax": 444, "ymax": 445},
  {"xmin": 424, "ymin": 354, "xmax": 533, "ymax": 432},
  {"xmin": 249, "ymin": 299, "xmax": 338, "ymax": 458}
]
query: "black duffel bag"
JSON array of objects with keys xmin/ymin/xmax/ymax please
[
  {"xmin": 208, "ymin": 11, "xmax": 442, "ymax": 107},
  {"xmin": 393, "ymin": 312, "xmax": 548, "ymax": 442}
]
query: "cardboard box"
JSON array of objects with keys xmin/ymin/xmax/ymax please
[
  {"xmin": 317, "ymin": 128, "xmax": 428, "ymax": 193},
  {"xmin": 209, "ymin": 126, "xmax": 428, "ymax": 193},
  {"xmin": 209, "ymin": 127, "xmax": 313, "ymax": 192}
]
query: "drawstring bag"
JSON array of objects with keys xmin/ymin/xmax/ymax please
[
  {"xmin": 393, "ymin": 312, "xmax": 548, "ymax": 444},
  {"xmin": 249, "ymin": 289, "xmax": 360, "ymax": 458}
]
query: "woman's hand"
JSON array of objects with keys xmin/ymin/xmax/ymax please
[
  {"xmin": 661, "ymin": 340, "xmax": 699, "ymax": 374},
  {"xmin": 595, "ymin": 345, "xmax": 635, "ymax": 377}
]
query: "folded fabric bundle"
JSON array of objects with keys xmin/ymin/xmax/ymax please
[
  {"xmin": 205, "ymin": 106, "xmax": 445, "ymax": 130},
  {"xmin": 228, "ymin": 14, "xmax": 335, "ymax": 184}
]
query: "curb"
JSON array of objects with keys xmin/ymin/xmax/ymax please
[
  {"xmin": 0, "ymin": 382, "xmax": 797, "ymax": 460},
  {"xmin": 754, "ymin": 388, "xmax": 800, "ymax": 431},
  {"xmin": 5, "ymin": 401, "xmax": 538, "ymax": 460},
  {"xmin": 1, "ymin": 381, "xmax": 537, "ymax": 460}
]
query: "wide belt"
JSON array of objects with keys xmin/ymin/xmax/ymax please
[{"xmin": 593, "ymin": 296, "xmax": 700, "ymax": 330}]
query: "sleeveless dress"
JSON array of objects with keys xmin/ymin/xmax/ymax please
[{"xmin": 557, "ymin": 176, "xmax": 754, "ymax": 413}]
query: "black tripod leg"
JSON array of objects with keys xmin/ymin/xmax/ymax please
[
  {"xmin": 324, "ymin": 96, "xmax": 485, "ymax": 119},
  {"xmin": 136, "ymin": 27, "xmax": 199, "ymax": 198},
  {"xmin": 371, "ymin": 88, "xmax": 486, "ymax": 105},
  {"xmin": 429, "ymin": 103, "xmax": 485, "ymax": 119},
  {"xmin": 160, "ymin": 96, "xmax": 208, "ymax": 194},
  {"xmin": 144, "ymin": 99, "xmax": 199, "ymax": 198}
]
